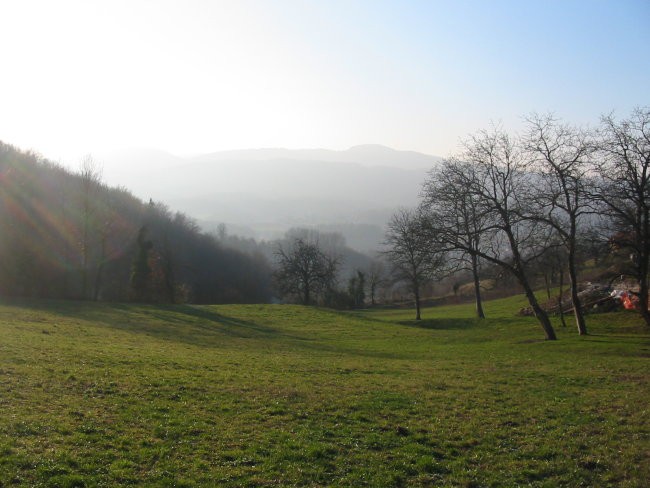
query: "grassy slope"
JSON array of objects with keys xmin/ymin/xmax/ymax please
[{"xmin": 0, "ymin": 296, "xmax": 648, "ymax": 487}]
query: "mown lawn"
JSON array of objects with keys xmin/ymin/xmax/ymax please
[{"xmin": 0, "ymin": 296, "xmax": 648, "ymax": 487}]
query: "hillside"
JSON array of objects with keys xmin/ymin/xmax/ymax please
[
  {"xmin": 0, "ymin": 141, "xmax": 272, "ymax": 303},
  {"xmin": 1, "ymin": 297, "xmax": 648, "ymax": 486}
]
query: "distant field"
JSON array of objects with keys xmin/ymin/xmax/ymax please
[{"xmin": 0, "ymin": 296, "xmax": 648, "ymax": 487}]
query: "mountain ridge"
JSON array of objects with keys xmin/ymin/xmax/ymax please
[
  {"xmin": 184, "ymin": 144, "xmax": 440, "ymax": 170},
  {"xmin": 96, "ymin": 144, "xmax": 443, "ymax": 251}
]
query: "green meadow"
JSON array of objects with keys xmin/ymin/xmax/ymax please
[{"xmin": 0, "ymin": 296, "xmax": 648, "ymax": 487}]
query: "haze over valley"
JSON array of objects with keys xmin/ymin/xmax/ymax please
[{"xmin": 98, "ymin": 144, "xmax": 440, "ymax": 251}]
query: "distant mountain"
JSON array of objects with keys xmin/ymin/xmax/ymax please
[
  {"xmin": 98, "ymin": 145, "xmax": 443, "ymax": 252},
  {"xmin": 189, "ymin": 144, "xmax": 439, "ymax": 170}
]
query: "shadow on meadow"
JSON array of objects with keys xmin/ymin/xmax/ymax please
[
  {"xmin": 397, "ymin": 317, "xmax": 483, "ymax": 330},
  {"xmin": 6, "ymin": 299, "xmax": 432, "ymax": 358},
  {"xmin": 8, "ymin": 299, "xmax": 281, "ymax": 347},
  {"xmin": 110, "ymin": 303, "xmax": 284, "ymax": 345},
  {"xmin": 396, "ymin": 315, "xmax": 546, "ymax": 343}
]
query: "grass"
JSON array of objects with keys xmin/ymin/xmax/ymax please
[{"xmin": 0, "ymin": 295, "xmax": 648, "ymax": 487}]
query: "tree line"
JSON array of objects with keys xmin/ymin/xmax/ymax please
[{"xmin": 382, "ymin": 108, "xmax": 650, "ymax": 339}]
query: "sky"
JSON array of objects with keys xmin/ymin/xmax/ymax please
[{"xmin": 1, "ymin": 0, "xmax": 648, "ymax": 167}]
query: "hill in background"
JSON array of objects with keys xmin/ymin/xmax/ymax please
[{"xmin": 98, "ymin": 145, "xmax": 442, "ymax": 252}]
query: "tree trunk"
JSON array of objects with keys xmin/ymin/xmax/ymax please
[
  {"xmin": 303, "ymin": 283, "xmax": 310, "ymax": 306},
  {"xmin": 638, "ymin": 284, "xmax": 650, "ymax": 326},
  {"xmin": 81, "ymin": 253, "xmax": 88, "ymax": 299},
  {"xmin": 471, "ymin": 254, "xmax": 485, "ymax": 319},
  {"xmin": 638, "ymin": 248, "xmax": 650, "ymax": 326},
  {"xmin": 505, "ymin": 227, "xmax": 557, "ymax": 340},
  {"xmin": 558, "ymin": 267, "xmax": 567, "ymax": 328},
  {"xmin": 520, "ymin": 273, "xmax": 557, "ymax": 340},
  {"xmin": 93, "ymin": 234, "xmax": 106, "ymax": 302},
  {"xmin": 93, "ymin": 263, "xmax": 103, "ymax": 301},
  {"xmin": 81, "ymin": 196, "xmax": 90, "ymax": 300},
  {"xmin": 568, "ymin": 242, "xmax": 587, "ymax": 335},
  {"xmin": 414, "ymin": 286, "xmax": 421, "ymax": 320}
]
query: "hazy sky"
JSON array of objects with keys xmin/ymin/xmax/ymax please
[{"xmin": 1, "ymin": 0, "xmax": 648, "ymax": 166}]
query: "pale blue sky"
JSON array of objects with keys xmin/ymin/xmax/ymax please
[{"xmin": 0, "ymin": 0, "xmax": 648, "ymax": 165}]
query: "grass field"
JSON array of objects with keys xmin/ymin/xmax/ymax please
[{"xmin": 0, "ymin": 295, "xmax": 648, "ymax": 487}]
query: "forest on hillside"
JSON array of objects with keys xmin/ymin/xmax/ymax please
[{"xmin": 0, "ymin": 142, "xmax": 273, "ymax": 303}]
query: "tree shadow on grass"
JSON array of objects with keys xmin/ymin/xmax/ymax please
[
  {"xmin": 143, "ymin": 303, "xmax": 279, "ymax": 338},
  {"xmin": 20, "ymin": 299, "xmax": 283, "ymax": 348},
  {"xmin": 397, "ymin": 318, "xmax": 483, "ymax": 331},
  {"xmin": 13, "ymin": 299, "xmax": 422, "ymax": 358},
  {"xmin": 142, "ymin": 305, "xmax": 285, "ymax": 343}
]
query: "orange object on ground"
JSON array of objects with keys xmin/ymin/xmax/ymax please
[{"xmin": 621, "ymin": 292, "xmax": 639, "ymax": 310}]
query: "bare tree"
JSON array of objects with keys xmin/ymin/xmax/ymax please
[
  {"xmin": 450, "ymin": 126, "xmax": 558, "ymax": 340},
  {"xmin": 421, "ymin": 157, "xmax": 488, "ymax": 319},
  {"xmin": 92, "ymin": 197, "xmax": 118, "ymax": 301},
  {"xmin": 383, "ymin": 208, "xmax": 449, "ymax": 320},
  {"xmin": 367, "ymin": 259, "xmax": 387, "ymax": 306},
  {"xmin": 78, "ymin": 154, "xmax": 103, "ymax": 299},
  {"xmin": 594, "ymin": 107, "xmax": 650, "ymax": 326},
  {"xmin": 274, "ymin": 238, "xmax": 339, "ymax": 305},
  {"xmin": 522, "ymin": 114, "xmax": 594, "ymax": 335}
]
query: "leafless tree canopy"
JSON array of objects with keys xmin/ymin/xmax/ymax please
[
  {"xmin": 383, "ymin": 208, "xmax": 450, "ymax": 320},
  {"xmin": 274, "ymin": 238, "xmax": 339, "ymax": 305},
  {"xmin": 419, "ymin": 107, "xmax": 650, "ymax": 335},
  {"xmin": 521, "ymin": 114, "xmax": 595, "ymax": 335},
  {"xmin": 594, "ymin": 108, "xmax": 650, "ymax": 325},
  {"xmin": 421, "ymin": 157, "xmax": 489, "ymax": 318}
]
